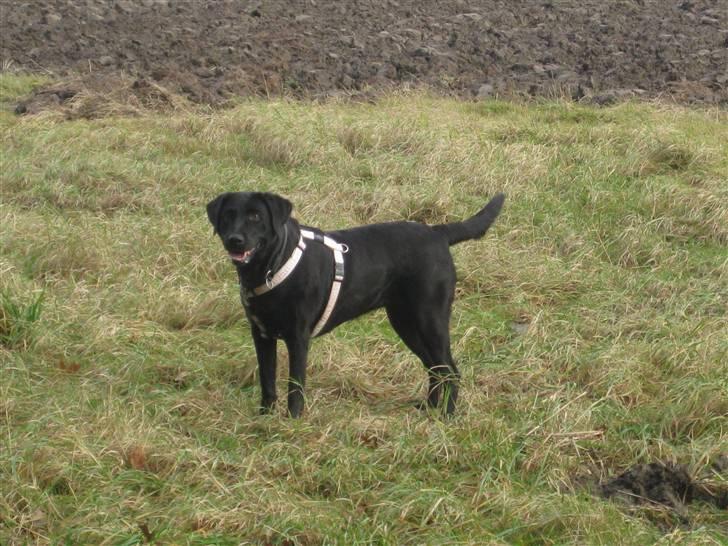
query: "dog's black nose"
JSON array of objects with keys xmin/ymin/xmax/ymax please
[{"xmin": 226, "ymin": 234, "xmax": 245, "ymax": 247}]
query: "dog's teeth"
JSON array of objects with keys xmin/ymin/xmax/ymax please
[{"xmin": 229, "ymin": 248, "xmax": 254, "ymax": 263}]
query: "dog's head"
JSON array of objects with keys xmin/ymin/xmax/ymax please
[{"xmin": 206, "ymin": 192, "xmax": 292, "ymax": 266}]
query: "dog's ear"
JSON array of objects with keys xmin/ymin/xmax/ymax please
[
  {"xmin": 206, "ymin": 193, "xmax": 231, "ymax": 235},
  {"xmin": 259, "ymin": 193, "xmax": 292, "ymax": 233}
]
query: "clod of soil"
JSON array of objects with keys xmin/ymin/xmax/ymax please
[
  {"xmin": 2, "ymin": 0, "xmax": 728, "ymax": 114},
  {"xmin": 600, "ymin": 460, "xmax": 728, "ymax": 523}
]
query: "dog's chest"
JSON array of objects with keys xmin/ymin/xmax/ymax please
[{"xmin": 240, "ymin": 289, "xmax": 290, "ymax": 340}]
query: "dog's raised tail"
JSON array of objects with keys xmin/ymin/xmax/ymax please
[{"xmin": 433, "ymin": 193, "xmax": 505, "ymax": 246}]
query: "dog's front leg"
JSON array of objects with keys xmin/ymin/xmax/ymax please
[
  {"xmin": 284, "ymin": 335, "xmax": 310, "ymax": 418},
  {"xmin": 252, "ymin": 326, "xmax": 277, "ymax": 414}
]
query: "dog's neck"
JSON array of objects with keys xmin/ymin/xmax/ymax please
[{"xmin": 235, "ymin": 219, "xmax": 300, "ymax": 290}]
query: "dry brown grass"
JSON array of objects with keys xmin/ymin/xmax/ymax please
[{"xmin": 1, "ymin": 90, "xmax": 727, "ymax": 544}]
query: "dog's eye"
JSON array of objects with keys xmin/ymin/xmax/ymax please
[{"xmin": 247, "ymin": 211, "xmax": 261, "ymax": 222}]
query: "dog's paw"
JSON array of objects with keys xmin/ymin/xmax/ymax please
[
  {"xmin": 259, "ymin": 399, "xmax": 277, "ymax": 415},
  {"xmin": 412, "ymin": 399, "xmax": 429, "ymax": 411},
  {"xmin": 412, "ymin": 398, "xmax": 457, "ymax": 418}
]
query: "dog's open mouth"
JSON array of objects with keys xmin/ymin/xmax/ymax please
[{"xmin": 228, "ymin": 246, "xmax": 257, "ymax": 264}]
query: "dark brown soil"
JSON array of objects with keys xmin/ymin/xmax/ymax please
[
  {"xmin": 599, "ymin": 458, "xmax": 728, "ymax": 524},
  {"xmin": 2, "ymin": 0, "xmax": 727, "ymax": 111}
]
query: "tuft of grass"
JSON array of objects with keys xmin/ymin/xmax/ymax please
[
  {"xmin": 0, "ymin": 289, "xmax": 43, "ymax": 350},
  {"xmin": 1, "ymin": 80, "xmax": 727, "ymax": 544}
]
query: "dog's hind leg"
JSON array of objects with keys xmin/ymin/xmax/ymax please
[{"xmin": 385, "ymin": 283, "xmax": 459, "ymax": 414}]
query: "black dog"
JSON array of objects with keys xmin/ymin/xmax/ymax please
[{"xmin": 207, "ymin": 191, "xmax": 505, "ymax": 417}]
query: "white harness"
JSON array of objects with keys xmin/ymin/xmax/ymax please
[{"xmin": 248, "ymin": 228, "xmax": 347, "ymax": 337}]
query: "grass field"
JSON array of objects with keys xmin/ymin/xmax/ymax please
[{"xmin": 1, "ymin": 74, "xmax": 727, "ymax": 544}]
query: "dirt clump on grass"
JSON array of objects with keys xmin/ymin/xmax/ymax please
[
  {"xmin": 2, "ymin": 0, "xmax": 728, "ymax": 115},
  {"xmin": 599, "ymin": 458, "xmax": 728, "ymax": 524}
]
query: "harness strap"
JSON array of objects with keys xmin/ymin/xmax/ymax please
[
  {"xmin": 300, "ymin": 229, "xmax": 347, "ymax": 337},
  {"xmin": 252, "ymin": 235, "xmax": 306, "ymax": 296},
  {"xmin": 248, "ymin": 228, "xmax": 347, "ymax": 337}
]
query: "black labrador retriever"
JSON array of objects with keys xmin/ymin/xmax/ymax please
[{"xmin": 207, "ymin": 191, "xmax": 505, "ymax": 417}]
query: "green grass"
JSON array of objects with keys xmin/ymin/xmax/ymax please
[
  {"xmin": 0, "ymin": 72, "xmax": 49, "ymax": 111},
  {"xmin": 1, "ymin": 81, "xmax": 727, "ymax": 544},
  {"xmin": 0, "ymin": 289, "xmax": 44, "ymax": 350}
]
